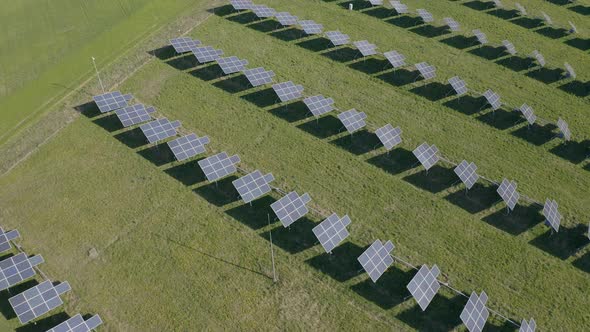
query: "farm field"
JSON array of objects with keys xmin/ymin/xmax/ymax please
[{"xmin": 0, "ymin": 0, "xmax": 589, "ymax": 331}]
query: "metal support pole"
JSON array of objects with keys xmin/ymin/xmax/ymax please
[
  {"xmin": 268, "ymin": 214, "xmax": 278, "ymax": 283},
  {"xmin": 92, "ymin": 57, "xmax": 105, "ymax": 93}
]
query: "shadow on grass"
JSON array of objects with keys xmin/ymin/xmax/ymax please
[
  {"xmin": 348, "ymin": 58, "xmax": 390, "ymax": 75},
  {"xmin": 260, "ymin": 217, "xmax": 318, "ymax": 254},
  {"xmin": 364, "ymin": 6, "xmax": 396, "ymax": 19},
  {"xmin": 193, "ymin": 175, "xmax": 240, "ymax": 207},
  {"xmin": 164, "ymin": 159, "xmax": 207, "ymax": 186},
  {"xmin": 481, "ymin": 204, "xmax": 543, "ymax": 236},
  {"xmin": 410, "ymin": 24, "xmax": 451, "ymax": 38},
  {"xmin": 549, "ymin": 140, "xmax": 590, "ymax": 164},
  {"xmin": 92, "ymin": 114, "xmax": 123, "ymax": 132},
  {"xmin": 462, "ymin": 0, "xmax": 495, "ymax": 11},
  {"xmin": 296, "ymin": 115, "xmax": 343, "ymax": 139},
  {"xmin": 148, "ymin": 44, "xmax": 177, "ymax": 61},
  {"xmin": 0, "ymin": 280, "xmax": 38, "ymax": 320},
  {"xmin": 269, "ymin": 27, "xmax": 306, "ymax": 42},
  {"xmin": 16, "ymin": 312, "xmax": 71, "ymax": 332},
  {"xmin": 330, "ymin": 130, "xmax": 380, "ymax": 155},
  {"xmin": 189, "ymin": 64, "xmax": 226, "ymax": 81},
  {"xmin": 137, "ymin": 143, "xmax": 175, "ymax": 166},
  {"xmin": 351, "ymin": 266, "xmax": 414, "ymax": 310},
  {"xmin": 165, "ymin": 54, "xmax": 200, "ymax": 71},
  {"xmin": 535, "ymin": 26, "xmax": 569, "ymax": 39},
  {"xmin": 240, "ymin": 87, "xmax": 279, "ymax": 108},
  {"xmin": 564, "ymin": 38, "xmax": 590, "ymax": 51},
  {"xmin": 338, "ymin": 0, "xmax": 372, "ymax": 11},
  {"xmin": 476, "ymin": 109, "xmax": 525, "ymax": 130},
  {"xmin": 512, "ymin": 17, "xmax": 544, "ymax": 29},
  {"xmin": 268, "ymin": 101, "xmax": 311, "ymax": 123},
  {"xmin": 468, "ymin": 45, "xmax": 506, "ymax": 60},
  {"xmin": 212, "ymin": 74, "xmax": 253, "ymax": 94},
  {"xmin": 114, "ymin": 127, "xmax": 147, "ymax": 149},
  {"xmin": 443, "ymin": 95, "xmax": 486, "ymax": 116},
  {"xmin": 573, "ymin": 251, "xmax": 590, "ymax": 274},
  {"xmin": 510, "ymin": 123, "xmax": 557, "ymax": 146},
  {"xmin": 403, "ymin": 165, "xmax": 458, "ymax": 194},
  {"xmin": 529, "ymin": 224, "xmax": 589, "ymax": 260},
  {"xmin": 570, "ymin": 5, "xmax": 590, "ymax": 15},
  {"xmin": 322, "ymin": 47, "xmax": 363, "ymax": 63},
  {"xmin": 248, "ymin": 19, "xmax": 281, "ymax": 33},
  {"xmin": 396, "ymin": 294, "xmax": 464, "ymax": 332},
  {"xmin": 226, "ymin": 196, "xmax": 277, "ymax": 230},
  {"xmin": 410, "ymin": 82, "xmax": 452, "ymax": 101},
  {"xmin": 226, "ymin": 11, "xmax": 259, "ymax": 25},
  {"xmin": 305, "ymin": 242, "xmax": 365, "ymax": 282},
  {"xmin": 558, "ymin": 80, "xmax": 590, "ymax": 97},
  {"xmin": 377, "ymin": 69, "xmax": 421, "ymax": 87},
  {"xmin": 495, "ymin": 55, "xmax": 535, "ymax": 72},
  {"xmin": 444, "ymin": 183, "xmax": 499, "ymax": 214},
  {"xmin": 525, "ymin": 67, "xmax": 565, "ymax": 84},
  {"xmin": 387, "ymin": 15, "xmax": 422, "ymax": 29},
  {"xmin": 297, "ymin": 37, "xmax": 334, "ymax": 53},
  {"xmin": 75, "ymin": 101, "xmax": 101, "ymax": 118},
  {"xmin": 440, "ymin": 35, "xmax": 477, "ymax": 50},
  {"xmin": 366, "ymin": 148, "xmax": 417, "ymax": 175}
]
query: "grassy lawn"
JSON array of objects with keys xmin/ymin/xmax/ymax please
[{"xmin": 0, "ymin": 0, "xmax": 589, "ymax": 331}]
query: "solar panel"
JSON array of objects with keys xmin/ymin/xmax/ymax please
[
  {"xmin": 304, "ymin": 95, "xmax": 335, "ymax": 117},
  {"xmin": 47, "ymin": 314, "xmax": 103, "ymax": 332},
  {"xmin": 271, "ymin": 191, "xmax": 312, "ymax": 227},
  {"xmin": 230, "ymin": 0, "xmax": 253, "ymax": 10},
  {"xmin": 169, "ymin": 37, "xmax": 201, "ymax": 53},
  {"xmin": 515, "ymin": 2, "xmax": 527, "ymax": 16},
  {"xmin": 413, "ymin": 143, "xmax": 440, "ymax": 171},
  {"xmin": 444, "ymin": 17, "xmax": 461, "ymax": 32},
  {"xmin": 368, "ymin": 0, "xmax": 383, "ymax": 5},
  {"xmin": 416, "ymin": 9, "xmax": 434, "ymax": 23},
  {"xmin": 312, "ymin": 213, "xmax": 351, "ymax": 253},
  {"xmin": 448, "ymin": 76, "xmax": 468, "ymax": 96},
  {"xmin": 272, "ymin": 81, "xmax": 304, "ymax": 103},
  {"xmin": 298, "ymin": 20, "xmax": 323, "ymax": 35},
  {"xmin": 493, "ymin": 0, "xmax": 503, "ymax": 8},
  {"xmin": 569, "ymin": 21, "xmax": 578, "ymax": 34},
  {"xmin": 519, "ymin": 319, "xmax": 536, "ymax": 332},
  {"xmin": 217, "ymin": 56, "xmax": 249, "ymax": 75},
  {"xmin": 390, "ymin": 1, "xmax": 409, "ymax": 14},
  {"xmin": 139, "ymin": 118, "xmax": 181, "ymax": 144},
  {"xmin": 353, "ymin": 40, "xmax": 378, "ymax": 57},
  {"xmin": 198, "ymin": 152, "xmax": 241, "ymax": 182},
  {"xmin": 275, "ymin": 12, "xmax": 298, "ymax": 26},
  {"xmin": 497, "ymin": 178, "xmax": 520, "ymax": 211},
  {"xmin": 564, "ymin": 63, "xmax": 576, "ymax": 79},
  {"xmin": 384, "ymin": 50, "xmax": 406, "ymax": 68},
  {"xmin": 251, "ymin": 5, "xmax": 276, "ymax": 18},
  {"xmin": 0, "ymin": 254, "xmax": 43, "ymax": 291},
  {"xmin": 192, "ymin": 46, "xmax": 224, "ymax": 63},
  {"xmin": 541, "ymin": 11, "xmax": 552, "ymax": 25},
  {"xmin": 460, "ymin": 292, "xmax": 489, "ymax": 332},
  {"xmin": 167, "ymin": 133, "xmax": 210, "ymax": 161},
  {"xmin": 9, "ymin": 280, "xmax": 71, "ymax": 324},
  {"xmin": 0, "ymin": 229, "xmax": 19, "ymax": 253},
  {"xmin": 454, "ymin": 160, "xmax": 479, "ymax": 190},
  {"xmin": 557, "ymin": 117, "xmax": 571, "ymax": 141},
  {"xmin": 472, "ymin": 29, "xmax": 488, "ymax": 45},
  {"xmin": 243, "ymin": 67, "xmax": 275, "ymax": 87},
  {"xmin": 543, "ymin": 198, "xmax": 561, "ymax": 233},
  {"xmin": 115, "ymin": 104, "xmax": 155, "ymax": 127},
  {"xmin": 415, "ymin": 62, "xmax": 436, "ymax": 80},
  {"xmin": 93, "ymin": 91, "xmax": 132, "ymax": 113},
  {"xmin": 357, "ymin": 240, "xmax": 395, "ymax": 282},
  {"xmin": 483, "ymin": 89, "xmax": 501, "ymax": 110},
  {"xmin": 325, "ymin": 30, "xmax": 350, "ymax": 46},
  {"xmin": 232, "ymin": 170, "xmax": 274, "ymax": 204},
  {"xmin": 519, "ymin": 104, "xmax": 537, "ymax": 125},
  {"xmin": 531, "ymin": 50, "xmax": 545, "ymax": 67},
  {"xmin": 375, "ymin": 124, "xmax": 402, "ymax": 150},
  {"xmin": 407, "ymin": 264, "xmax": 441, "ymax": 311},
  {"xmin": 502, "ymin": 40, "xmax": 517, "ymax": 55},
  {"xmin": 338, "ymin": 109, "xmax": 367, "ymax": 134}
]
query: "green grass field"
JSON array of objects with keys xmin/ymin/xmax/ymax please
[{"xmin": 0, "ymin": 0, "xmax": 589, "ymax": 330}]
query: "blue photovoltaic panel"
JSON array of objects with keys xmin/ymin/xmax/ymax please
[
  {"xmin": 384, "ymin": 50, "xmax": 406, "ymax": 68},
  {"xmin": 416, "ymin": 9, "xmax": 434, "ymax": 23},
  {"xmin": 0, "ymin": 229, "xmax": 20, "ymax": 253},
  {"xmin": 304, "ymin": 95, "xmax": 335, "ymax": 117},
  {"xmin": 167, "ymin": 134, "xmax": 210, "ymax": 161},
  {"xmin": 444, "ymin": 17, "xmax": 460, "ymax": 31},
  {"xmin": 531, "ymin": 50, "xmax": 545, "ymax": 67},
  {"xmin": 543, "ymin": 199, "xmax": 561, "ymax": 233},
  {"xmin": 375, "ymin": 124, "xmax": 402, "ymax": 150},
  {"xmin": 271, "ymin": 192, "xmax": 312, "ymax": 227},
  {"xmin": 251, "ymin": 5, "xmax": 276, "ymax": 18},
  {"xmin": 169, "ymin": 37, "xmax": 201, "ymax": 53},
  {"xmin": 502, "ymin": 40, "xmax": 517, "ymax": 55},
  {"xmin": 454, "ymin": 160, "xmax": 479, "ymax": 190},
  {"xmin": 217, "ymin": 56, "xmax": 249, "ymax": 75},
  {"xmin": 368, "ymin": 0, "xmax": 383, "ymax": 5},
  {"xmin": 519, "ymin": 104, "xmax": 536, "ymax": 125},
  {"xmin": 232, "ymin": 170, "xmax": 275, "ymax": 203},
  {"xmin": 275, "ymin": 12, "xmax": 298, "ymax": 26},
  {"xmin": 407, "ymin": 265, "xmax": 441, "ymax": 311},
  {"xmin": 557, "ymin": 118, "xmax": 571, "ymax": 141},
  {"xmin": 353, "ymin": 40, "xmax": 378, "ymax": 57},
  {"xmin": 472, "ymin": 29, "xmax": 488, "ymax": 45},
  {"xmin": 243, "ymin": 67, "xmax": 275, "ymax": 87},
  {"xmin": 564, "ymin": 63, "xmax": 576, "ymax": 79},
  {"xmin": 483, "ymin": 89, "xmax": 501, "ymax": 110},
  {"xmin": 460, "ymin": 292, "xmax": 489, "ymax": 332},
  {"xmin": 448, "ymin": 76, "xmax": 468, "ymax": 96},
  {"xmin": 198, "ymin": 152, "xmax": 241, "ymax": 182},
  {"xmin": 192, "ymin": 46, "xmax": 224, "ymax": 63},
  {"xmin": 298, "ymin": 20, "xmax": 323, "ymax": 35},
  {"xmin": 230, "ymin": 0, "xmax": 253, "ymax": 10},
  {"xmin": 519, "ymin": 319, "xmax": 536, "ymax": 332},
  {"xmin": 325, "ymin": 31, "xmax": 350, "ymax": 46},
  {"xmin": 415, "ymin": 62, "xmax": 436, "ymax": 80},
  {"xmin": 9, "ymin": 280, "xmax": 71, "ymax": 324},
  {"xmin": 115, "ymin": 104, "xmax": 155, "ymax": 127},
  {"xmin": 390, "ymin": 1, "xmax": 409, "ymax": 14},
  {"xmin": 515, "ymin": 2, "xmax": 527, "ymax": 15},
  {"xmin": 47, "ymin": 314, "xmax": 103, "ymax": 332},
  {"xmin": 338, "ymin": 109, "xmax": 367, "ymax": 133},
  {"xmin": 139, "ymin": 118, "xmax": 181, "ymax": 144},
  {"xmin": 312, "ymin": 213, "xmax": 351, "ymax": 253},
  {"xmin": 93, "ymin": 91, "xmax": 132, "ymax": 113},
  {"xmin": 413, "ymin": 143, "xmax": 439, "ymax": 170},
  {"xmin": 0, "ymin": 254, "xmax": 43, "ymax": 291},
  {"xmin": 272, "ymin": 81, "xmax": 304, "ymax": 102},
  {"xmin": 497, "ymin": 178, "xmax": 519, "ymax": 211},
  {"xmin": 357, "ymin": 240, "xmax": 394, "ymax": 282}
]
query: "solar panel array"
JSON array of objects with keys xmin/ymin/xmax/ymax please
[
  {"xmin": 557, "ymin": 117, "xmax": 571, "ymax": 141},
  {"xmin": 407, "ymin": 264, "xmax": 441, "ymax": 311},
  {"xmin": 251, "ymin": 5, "xmax": 276, "ymax": 18},
  {"xmin": 304, "ymin": 95, "xmax": 335, "ymax": 117},
  {"xmin": 416, "ymin": 9, "xmax": 434, "ymax": 23},
  {"xmin": 139, "ymin": 118, "xmax": 181, "ymax": 144},
  {"xmin": 541, "ymin": 11, "xmax": 553, "ymax": 25},
  {"xmin": 115, "ymin": 104, "xmax": 155, "ymax": 127},
  {"xmin": 483, "ymin": 89, "xmax": 501, "ymax": 110},
  {"xmin": 519, "ymin": 104, "xmax": 536, "ymax": 125},
  {"xmin": 10, "ymin": 280, "xmax": 71, "ymax": 324},
  {"xmin": 230, "ymin": 0, "xmax": 253, "ymax": 10},
  {"xmin": 515, "ymin": 2, "xmax": 527, "ymax": 16},
  {"xmin": 368, "ymin": 0, "xmax": 384, "ymax": 5},
  {"xmin": 390, "ymin": 1, "xmax": 409, "ymax": 14},
  {"xmin": 169, "ymin": 37, "xmax": 201, "ymax": 53},
  {"xmin": 47, "ymin": 314, "xmax": 103, "ymax": 332},
  {"xmin": 217, "ymin": 56, "xmax": 249, "ymax": 75},
  {"xmin": 543, "ymin": 199, "xmax": 561, "ymax": 233},
  {"xmin": 375, "ymin": 124, "xmax": 402, "ymax": 150},
  {"xmin": 232, "ymin": 170, "xmax": 275, "ymax": 203},
  {"xmin": 168, "ymin": 134, "xmax": 210, "ymax": 161},
  {"xmin": 472, "ymin": 29, "xmax": 488, "ymax": 45},
  {"xmin": 325, "ymin": 30, "xmax": 350, "ymax": 46},
  {"xmin": 93, "ymin": 91, "xmax": 131, "ymax": 113},
  {"xmin": 272, "ymin": 81, "xmax": 304, "ymax": 102},
  {"xmin": 0, "ymin": 254, "xmax": 43, "ymax": 291},
  {"xmin": 243, "ymin": 67, "xmax": 275, "ymax": 87},
  {"xmin": 298, "ymin": 20, "xmax": 323, "ymax": 35},
  {"xmin": 413, "ymin": 143, "xmax": 440, "ymax": 171},
  {"xmin": 502, "ymin": 40, "xmax": 517, "ymax": 56},
  {"xmin": 493, "ymin": 0, "xmax": 503, "ymax": 7},
  {"xmin": 531, "ymin": 50, "xmax": 545, "ymax": 67},
  {"xmin": 569, "ymin": 21, "xmax": 578, "ymax": 34},
  {"xmin": 192, "ymin": 46, "xmax": 224, "ymax": 63},
  {"xmin": 353, "ymin": 40, "xmax": 378, "ymax": 57},
  {"xmin": 198, "ymin": 152, "xmax": 241, "ymax": 182},
  {"xmin": 448, "ymin": 76, "xmax": 468, "ymax": 96},
  {"xmin": 357, "ymin": 240, "xmax": 394, "ymax": 282},
  {"xmin": 275, "ymin": 12, "xmax": 298, "ymax": 26},
  {"xmin": 415, "ymin": 62, "xmax": 436, "ymax": 80},
  {"xmin": 444, "ymin": 17, "xmax": 460, "ymax": 32},
  {"xmin": 271, "ymin": 191, "xmax": 312, "ymax": 227},
  {"xmin": 454, "ymin": 160, "xmax": 479, "ymax": 190},
  {"xmin": 0, "ymin": 229, "xmax": 20, "ymax": 253},
  {"xmin": 519, "ymin": 319, "xmax": 537, "ymax": 332},
  {"xmin": 312, "ymin": 213, "xmax": 351, "ymax": 253},
  {"xmin": 497, "ymin": 179, "xmax": 520, "ymax": 211},
  {"xmin": 338, "ymin": 109, "xmax": 368, "ymax": 134},
  {"xmin": 460, "ymin": 292, "xmax": 489, "ymax": 332},
  {"xmin": 384, "ymin": 50, "xmax": 406, "ymax": 68},
  {"xmin": 564, "ymin": 63, "xmax": 576, "ymax": 79}
]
